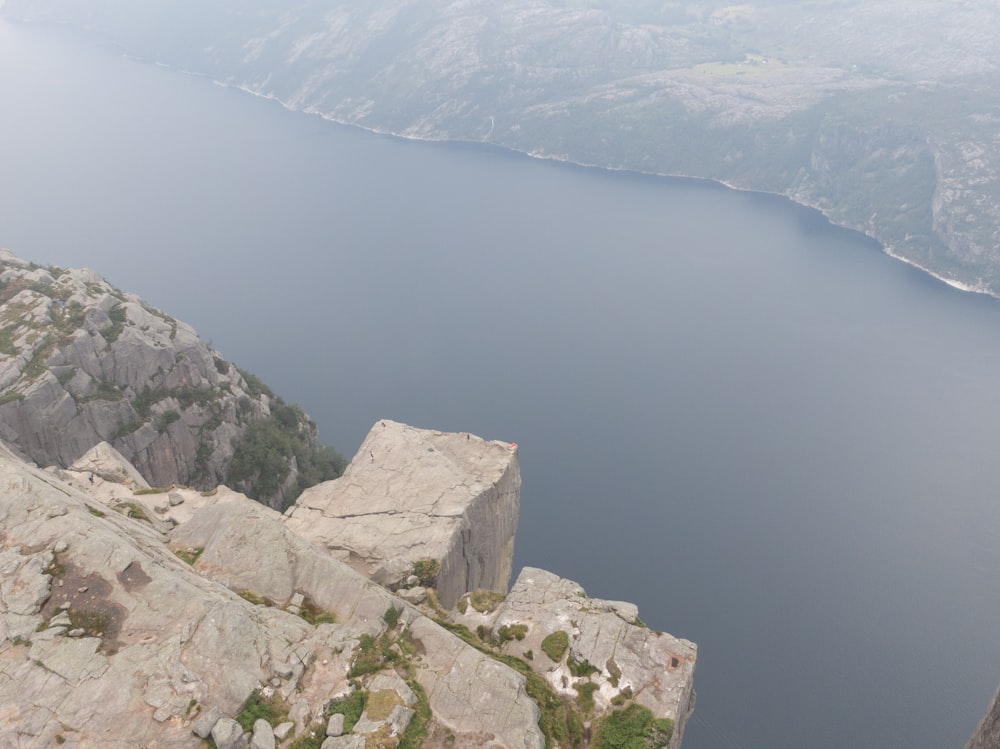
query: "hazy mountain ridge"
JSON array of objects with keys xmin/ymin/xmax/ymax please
[{"xmin": 4, "ymin": 0, "xmax": 999, "ymax": 293}]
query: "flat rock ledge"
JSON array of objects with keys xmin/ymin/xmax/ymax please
[{"xmin": 285, "ymin": 420, "xmax": 520, "ymax": 608}]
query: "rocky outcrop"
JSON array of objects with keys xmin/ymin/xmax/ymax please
[
  {"xmin": 967, "ymin": 687, "xmax": 1000, "ymax": 749},
  {"xmin": 285, "ymin": 420, "xmax": 520, "ymax": 609},
  {"xmin": 0, "ymin": 250, "xmax": 342, "ymax": 508},
  {"xmin": 0, "ymin": 441, "xmax": 545, "ymax": 749}
]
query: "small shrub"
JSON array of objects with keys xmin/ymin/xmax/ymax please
[
  {"xmin": 87, "ymin": 506, "xmax": 106, "ymax": 518},
  {"xmin": 468, "ymin": 589, "xmax": 505, "ymax": 613},
  {"xmin": 383, "ymin": 606, "xmax": 401, "ymax": 628},
  {"xmin": 412, "ymin": 559, "xmax": 440, "ymax": 588},
  {"xmin": 236, "ymin": 689, "xmax": 287, "ymax": 733},
  {"xmin": 592, "ymin": 703, "xmax": 673, "ymax": 749},
  {"xmin": 541, "ymin": 630, "xmax": 569, "ymax": 662},
  {"xmin": 497, "ymin": 623, "xmax": 528, "ymax": 643}
]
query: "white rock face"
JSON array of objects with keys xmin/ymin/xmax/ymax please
[
  {"xmin": 285, "ymin": 420, "xmax": 520, "ymax": 608},
  {"xmin": 486, "ymin": 567, "xmax": 698, "ymax": 749}
]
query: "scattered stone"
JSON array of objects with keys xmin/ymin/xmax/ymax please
[
  {"xmin": 396, "ymin": 586, "xmax": 427, "ymax": 605},
  {"xmin": 53, "ymin": 541, "xmax": 68, "ymax": 554},
  {"xmin": 250, "ymin": 718, "xmax": 275, "ymax": 749},
  {"xmin": 273, "ymin": 722, "xmax": 294, "ymax": 741},
  {"xmin": 192, "ymin": 706, "xmax": 223, "ymax": 739},
  {"xmin": 67, "ymin": 628, "xmax": 86, "ymax": 638},
  {"xmin": 326, "ymin": 713, "xmax": 344, "ymax": 737},
  {"xmin": 290, "ymin": 592, "xmax": 304, "ymax": 607},
  {"xmin": 211, "ymin": 717, "xmax": 248, "ymax": 749},
  {"xmin": 168, "ymin": 493, "xmax": 184, "ymax": 506},
  {"xmin": 321, "ymin": 736, "xmax": 365, "ymax": 749}
]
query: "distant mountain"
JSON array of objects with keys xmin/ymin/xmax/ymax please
[
  {"xmin": 0, "ymin": 249, "xmax": 344, "ymax": 508},
  {"xmin": 4, "ymin": 0, "xmax": 999, "ymax": 293}
]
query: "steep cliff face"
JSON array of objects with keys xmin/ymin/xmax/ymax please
[
  {"xmin": 0, "ymin": 249, "xmax": 341, "ymax": 508},
  {"xmin": 967, "ymin": 688, "xmax": 1000, "ymax": 749}
]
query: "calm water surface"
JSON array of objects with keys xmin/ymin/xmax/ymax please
[{"xmin": 2, "ymin": 20, "xmax": 1000, "ymax": 749}]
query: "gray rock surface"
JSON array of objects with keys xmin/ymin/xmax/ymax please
[
  {"xmin": 968, "ymin": 686, "xmax": 1000, "ymax": 749},
  {"xmin": 488, "ymin": 567, "xmax": 698, "ymax": 749},
  {"xmin": 0, "ymin": 439, "xmax": 548, "ymax": 748},
  {"xmin": 0, "ymin": 250, "xmax": 332, "ymax": 508},
  {"xmin": 285, "ymin": 420, "xmax": 520, "ymax": 607},
  {"xmin": 250, "ymin": 718, "xmax": 276, "ymax": 749},
  {"xmin": 212, "ymin": 718, "xmax": 248, "ymax": 749}
]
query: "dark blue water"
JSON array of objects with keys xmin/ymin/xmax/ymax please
[{"xmin": 2, "ymin": 20, "xmax": 1000, "ymax": 749}]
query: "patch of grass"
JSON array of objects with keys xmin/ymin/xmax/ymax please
[
  {"xmin": 349, "ymin": 631, "xmax": 403, "ymax": 677},
  {"xmin": 541, "ymin": 631, "xmax": 569, "ymax": 662},
  {"xmin": 68, "ymin": 607, "xmax": 112, "ymax": 638},
  {"xmin": 236, "ymin": 689, "xmax": 288, "ymax": 733},
  {"xmin": 412, "ymin": 559, "xmax": 440, "ymax": 588},
  {"xmin": 568, "ymin": 655, "xmax": 598, "ymax": 678},
  {"xmin": 133, "ymin": 487, "xmax": 170, "ymax": 495},
  {"xmin": 327, "ymin": 688, "xmax": 366, "ymax": 732},
  {"xmin": 87, "ymin": 506, "xmax": 106, "ymax": 518},
  {"xmin": 238, "ymin": 589, "xmax": 267, "ymax": 606},
  {"xmin": 497, "ymin": 623, "xmax": 528, "ymax": 643},
  {"xmin": 297, "ymin": 597, "xmax": 336, "ymax": 626},
  {"xmin": 116, "ymin": 502, "xmax": 150, "ymax": 523},
  {"xmin": 0, "ymin": 391, "xmax": 24, "ymax": 406},
  {"xmin": 575, "ymin": 681, "xmax": 600, "ymax": 715},
  {"xmin": 43, "ymin": 554, "xmax": 66, "ymax": 578},
  {"xmin": 174, "ymin": 547, "xmax": 204, "ymax": 565},
  {"xmin": 592, "ymin": 704, "xmax": 672, "ymax": 749},
  {"xmin": 468, "ymin": 589, "xmax": 505, "ymax": 613},
  {"xmin": 631, "ymin": 617, "xmax": 647, "ymax": 629},
  {"xmin": 397, "ymin": 678, "xmax": 431, "ymax": 749}
]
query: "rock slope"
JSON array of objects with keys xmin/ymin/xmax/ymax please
[
  {"xmin": 285, "ymin": 421, "xmax": 520, "ymax": 609},
  {"xmin": 0, "ymin": 249, "xmax": 342, "ymax": 508}
]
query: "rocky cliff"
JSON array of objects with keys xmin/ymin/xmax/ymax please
[
  {"xmin": 0, "ymin": 254, "xmax": 696, "ymax": 747},
  {"xmin": 968, "ymin": 688, "xmax": 1000, "ymax": 749},
  {"xmin": 0, "ymin": 422, "xmax": 697, "ymax": 749},
  {"xmin": 0, "ymin": 249, "xmax": 343, "ymax": 509}
]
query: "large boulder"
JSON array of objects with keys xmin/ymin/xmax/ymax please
[{"xmin": 284, "ymin": 420, "xmax": 520, "ymax": 608}]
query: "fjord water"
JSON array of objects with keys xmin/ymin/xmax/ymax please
[{"xmin": 3, "ymin": 19, "xmax": 1000, "ymax": 749}]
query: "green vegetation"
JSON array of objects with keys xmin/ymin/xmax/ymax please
[
  {"xmin": 227, "ymin": 397, "xmax": 345, "ymax": 509},
  {"xmin": 238, "ymin": 589, "xmax": 267, "ymax": 606},
  {"xmin": 297, "ymin": 597, "xmax": 336, "ymax": 626},
  {"xmin": 86, "ymin": 505, "xmax": 106, "ymax": 518},
  {"xmin": 116, "ymin": 502, "xmax": 151, "ymax": 523},
  {"xmin": 568, "ymin": 655, "xmax": 598, "ymax": 678},
  {"xmin": 397, "ymin": 678, "xmax": 432, "ymax": 749},
  {"xmin": 349, "ymin": 632, "xmax": 401, "ymax": 677},
  {"xmin": 133, "ymin": 487, "xmax": 169, "ymax": 495},
  {"xmin": 496, "ymin": 623, "xmax": 528, "ymax": 643},
  {"xmin": 411, "ymin": 559, "xmax": 440, "ymax": 588},
  {"xmin": 574, "ymin": 681, "xmax": 600, "ymax": 715},
  {"xmin": 541, "ymin": 631, "xmax": 569, "ymax": 662},
  {"xmin": 236, "ymin": 689, "xmax": 288, "ymax": 733},
  {"xmin": 467, "ymin": 589, "xmax": 505, "ymax": 613},
  {"xmin": 383, "ymin": 606, "xmax": 402, "ymax": 628},
  {"xmin": 174, "ymin": 547, "xmax": 204, "ymax": 565},
  {"xmin": 103, "ymin": 304, "xmax": 127, "ymax": 343},
  {"xmin": 327, "ymin": 688, "xmax": 366, "ymax": 733},
  {"xmin": 592, "ymin": 704, "xmax": 673, "ymax": 749}
]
